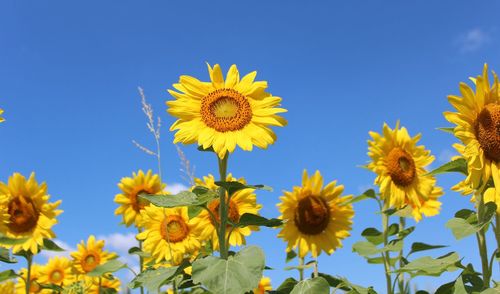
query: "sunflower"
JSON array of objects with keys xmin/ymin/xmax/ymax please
[
  {"xmin": 191, "ymin": 174, "xmax": 262, "ymax": 250},
  {"xmin": 0, "ymin": 108, "xmax": 4, "ymax": 123},
  {"xmin": 0, "ymin": 280, "xmax": 15, "ymax": 294},
  {"xmin": 71, "ymin": 235, "xmax": 117, "ymax": 274},
  {"xmin": 253, "ymin": 276, "xmax": 272, "ymax": 294},
  {"xmin": 0, "ymin": 173, "xmax": 62, "ymax": 254},
  {"xmin": 277, "ymin": 170, "xmax": 354, "ymax": 258},
  {"xmin": 409, "ymin": 186, "xmax": 443, "ymax": 222},
  {"xmin": 114, "ymin": 170, "xmax": 165, "ymax": 227},
  {"xmin": 16, "ymin": 264, "xmax": 43, "ymax": 293},
  {"xmin": 167, "ymin": 63, "xmax": 287, "ymax": 158},
  {"xmin": 367, "ymin": 122, "xmax": 443, "ymax": 213},
  {"xmin": 39, "ymin": 256, "xmax": 75, "ymax": 287},
  {"xmin": 137, "ymin": 206, "xmax": 203, "ymax": 264},
  {"xmin": 444, "ymin": 64, "xmax": 500, "ymax": 193}
]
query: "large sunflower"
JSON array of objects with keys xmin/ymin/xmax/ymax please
[
  {"xmin": 71, "ymin": 235, "xmax": 117, "ymax": 274},
  {"xmin": 114, "ymin": 170, "xmax": 165, "ymax": 227},
  {"xmin": 444, "ymin": 64, "xmax": 500, "ymax": 192},
  {"xmin": 191, "ymin": 174, "xmax": 262, "ymax": 250},
  {"xmin": 0, "ymin": 173, "xmax": 62, "ymax": 254},
  {"xmin": 137, "ymin": 206, "xmax": 203, "ymax": 264},
  {"xmin": 367, "ymin": 123, "xmax": 443, "ymax": 213},
  {"xmin": 167, "ymin": 63, "xmax": 287, "ymax": 158},
  {"xmin": 39, "ymin": 256, "xmax": 75, "ymax": 287},
  {"xmin": 16, "ymin": 264, "xmax": 43, "ymax": 293},
  {"xmin": 277, "ymin": 170, "xmax": 354, "ymax": 258},
  {"xmin": 0, "ymin": 280, "xmax": 15, "ymax": 294}
]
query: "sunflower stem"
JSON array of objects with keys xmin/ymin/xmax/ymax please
[
  {"xmin": 298, "ymin": 256, "xmax": 304, "ymax": 281},
  {"xmin": 217, "ymin": 153, "xmax": 229, "ymax": 259},
  {"xmin": 313, "ymin": 259, "xmax": 319, "ymax": 278},
  {"xmin": 382, "ymin": 205, "xmax": 393, "ymax": 294},
  {"xmin": 98, "ymin": 277, "xmax": 102, "ymax": 294},
  {"xmin": 494, "ymin": 214, "xmax": 500, "ymax": 271},
  {"xmin": 475, "ymin": 189, "xmax": 491, "ymax": 287},
  {"xmin": 25, "ymin": 252, "xmax": 33, "ymax": 294},
  {"xmin": 138, "ymin": 228, "xmax": 145, "ymax": 294},
  {"xmin": 397, "ymin": 217, "xmax": 405, "ymax": 294}
]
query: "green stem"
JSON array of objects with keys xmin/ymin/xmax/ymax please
[
  {"xmin": 475, "ymin": 190, "xmax": 491, "ymax": 287},
  {"xmin": 138, "ymin": 228, "xmax": 145, "ymax": 294},
  {"xmin": 217, "ymin": 153, "xmax": 229, "ymax": 259},
  {"xmin": 382, "ymin": 205, "xmax": 393, "ymax": 294},
  {"xmin": 397, "ymin": 217, "xmax": 405, "ymax": 294},
  {"xmin": 495, "ymin": 214, "xmax": 500, "ymax": 271},
  {"xmin": 98, "ymin": 277, "xmax": 102, "ymax": 294},
  {"xmin": 313, "ymin": 259, "xmax": 319, "ymax": 278},
  {"xmin": 25, "ymin": 252, "xmax": 33, "ymax": 294},
  {"xmin": 298, "ymin": 256, "xmax": 304, "ymax": 281}
]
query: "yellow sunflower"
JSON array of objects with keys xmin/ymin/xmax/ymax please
[
  {"xmin": 444, "ymin": 64, "xmax": 500, "ymax": 193},
  {"xmin": 277, "ymin": 170, "xmax": 354, "ymax": 258},
  {"xmin": 410, "ymin": 186, "xmax": 443, "ymax": 222},
  {"xmin": 114, "ymin": 170, "xmax": 165, "ymax": 227},
  {"xmin": 16, "ymin": 264, "xmax": 43, "ymax": 293},
  {"xmin": 71, "ymin": 235, "xmax": 117, "ymax": 274},
  {"xmin": 167, "ymin": 63, "xmax": 287, "ymax": 158},
  {"xmin": 0, "ymin": 280, "xmax": 15, "ymax": 294},
  {"xmin": 0, "ymin": 173, "xmax": 62, "ymax": 254},
  {"xmin": 253, "ymin": 276, "xmax": 272, "ymax": 294},
  {"xmin": 191, "ymin": 174, "xmax": 262, "ymax": 250},
  {"xmin": 137, "ymin": 206, "xmax": 203, "ymax": 264},
  {"xmin": 0, "ymin": 108, "xmax": 4, "ymax": 123},
  {"xmin": 39, "ymin": 256, "xmax": 75, "ymax": 287},
  {"xmin": 367, "ymin": 122, "xmax": 443, "ymax": 213}
]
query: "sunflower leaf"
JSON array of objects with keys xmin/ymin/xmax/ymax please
[
  {"xmin": 436, "ymin": 127, "xmax": 454, "ymax": 134},
  {"xmin": 407, "ymin": 242, "xmax": 447, "ymax": 256},
  {"xmin": 192, "ymin": 246, "xmax": 265, "ymax": 294},
  {"xmin": 128, "ymin": 266, "xmax": 179, "ymax": 293},
  {"xmin": 318, "ymin": 274, "xmax": 377, "ymax": 294},
  {"xmin": 42, "ymin": 239, "xmax": 65, "ymax": 252},
  {"xmin": 0, "ymin": 233, "xmax": 28, "ymax": 245},
  {"xmin": 445, "ymin": 204, "xmax": 496, "ymax": 241},
  {"xmin": 128, "ymin": 247, "xmax": 151, "ymax": 258},
  {"xmin": 271, "ymin": 277, "xmax": 298, "ymax": 294},
  {"xmin": 286, "ymin": 250, "xmax": 297, "ymax": 263},
  {"xmin": 395, "ymin": 252, "xmax": 461, "ymax": 277},
  {"xmin": 346, "ymin": 189, "xmax": 377, "ymax": 205},
  {"xmin": 215, "ymin": 181, "xmax": 272, "ymax": 196},
  {"xmin": 290, "ymin": 277, "xmax": 330, "ymax": 294},
  {"xmin": 0, "ymin": 247, "xmax": 17, "ymax": 264},
  {"xmin": 87, "ymin": 260, "xmax": 127, "ymax": 277},
  {"xmin": 140, "ymin": 191, "xmax": 197, "ymax": 207},
  {"xmin": 427, "ymin": 158, "xmax": 467, "ymax": 176},
  {"xmin": 236, "ymin": 213, "xmax": 283, "ymax": 228},
  {"xmin": 38, "ymin": 283, "xmax": 64, "ymax": 292},
  {"xmin": 188, "ymin": 206, "xmax": 204, "ymax": 219},
  {"xmin": 0, "ymin": 269, "xmax": 18, "ymax": 282}
]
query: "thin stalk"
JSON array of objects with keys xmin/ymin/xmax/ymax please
[
  {"xmin": 313, "ymin": 259, "xmax": 319, "ymax": 278},
  {"xmin": 298, "ymin": 256, "xmax": 304, "ymax": 281},
  {"xmin": 98, "ymin": 277, "xmax": 102, "ymax": 294},
  {"xmin": 475, "ymin": 190, "xmax": 491, "ymax": 287},
  {"xmin": 138, "ymin": 228, "xmax": 145, "ymax": 294},
  {"xmin": 25, "ymin": 253, "xmax": 33, "ymax": 294},
  {"xmin": 173, "ymin": 280, "xmax": 178, "ymax": 294},
  {"xmin": 382, "ymin": 205, "xmax": 393, "ymax": 294},
  {"xmin": 217, "ymin": 153, "xmax": 229, "ymax": 259},
  {"xmin": 495, "ymin": 214, "xmax": 500, "ymax": 270},
  {"xmin": 397, "ymin": 217, "xmax": 406, "ymax": 294}
]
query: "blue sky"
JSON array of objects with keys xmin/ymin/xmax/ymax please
[{"xmin": 1, "ymin": 0, "xmax": 500, "ymax": 292}]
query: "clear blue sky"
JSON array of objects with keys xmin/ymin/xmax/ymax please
[{"xmin": 1, "ymin": 0, "xmax": 499, "ymax": 291}]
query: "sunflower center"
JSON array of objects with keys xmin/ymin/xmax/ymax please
[
  {"xmin": 50, "ymin": 270, "xmax": 63, "ymax": 284},
  {"xmin": 294, "ymin": 195, "xmax": 330, "ymax": 235},
  {"xmin": 201, "ymin": 88, "xmax": 252, "ymax": 132},
  {"xmin": 474, "ymin": 103, "xmax": 500, "ymax": 162},
  {"xmin": 160, "ymin": 215, "xmax": 189, "ymax": 243},
  {"xmin": 386, "ymin": 147, "xmax": 416, "ymax": 186},
  {"xmin": 7, "ymin": 196, "xmax": 40, "ymax": 234},
  {"xmin": 82, "ymin": 252, "xmax": 101, "ymax": 272},
  {"xmin": 207, "ymin": 198, "xmax": 240, "ymax": 225},
  {"xmin": 132, "ymin": 189, "xmax": 151, "ymax": 212}
]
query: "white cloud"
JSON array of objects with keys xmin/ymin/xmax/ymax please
[
  {"xmin": 166, "ymin": 182, "xmax": 189, "ymax": 194},
  {"xmin": 39, "ymin": 239, "xmax": 75, "ymax": 260},
  {"xmin": 97, "ymin": 232, "xmax": 137, "ymax": 254},
  {"xmin": 438, "ymin": 149, "xmax": 457, "ymax": 163},
  {"xmin": 456, "ymin": 28, "xmax": 491, "ymax": 53}
]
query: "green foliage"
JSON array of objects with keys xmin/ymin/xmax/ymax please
[
  {"xmin": 286, "ymin": 250, "xmax": 297, "ymax": 263},
  {"xmin": 436, "ymin": 127, "xmax": 455, "ymax": 134},
  {"xmin": 396, "ymin": 252, "xmax": 461, "ymax": 277},
  {"xmin": 407, "ymin": 242, "xmax": 447, "ymax": 256},
  {"xmin": 271, "ymin": 277, "xmax": 299, "ymax": 294},
  {"xmin": 427, "ymin": 158, "xmax": 467, "ymax": 176},
  {"xmin": 0, "ymin": 233, "xmax": 27, "ymax": 245},
  {"xmin": 235, "ymin": 213, "xmax": 283, "ymax": 228},
  {"xmin": 346, "ymin": 189, "xmax": 377, "ymax": 205},
  {"xmin": 214, "ymin": 181, "xmax": 273, "ymax": 196},
  {"xmin": 129, "ymin": 266, "xmax": 180, "ymax": 293},
  {"xmin": 192, "ymin": 246, "xmax": 265, "ymax": 294},
  {"xmin": 87, "ymin": 260, "xmax": 127, "ymax": 277},
  {"xmin": 128, "ymin": 246, "xmax": 151, "ymax": 258},
  {"xmin": 0, "ymin": 269, "xmax": 17, "ymax": 282},
  {"xmin": 352, "ymin": 240, "xmax": 403, "ymax": 258},
  {"xmin": 290, "ymin": 277, "xmax": 330, "ymax": 294},
  {"xmin": 42, "ymin": 238, "xmax": 65, "ymax": 251},
  {"xmin": 0, "ymin": 247, "xmax": 17, "ymax": 264},
  {"xmin": 446, "ymin": 203, "xmax": 497, "ymax": 240}
]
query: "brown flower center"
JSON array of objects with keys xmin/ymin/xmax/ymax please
[
  {"xmin": 386, "ymin": 147, "xmax": 416, "ymax": 186},
  {"xmin": 50, "ymin": 270, "xmax": 63, "ymax": 284},
  {"xmin": 201, "ymin": 88, "xmax": 252, "ymax": 132},
  {"xmin": 160, "ymin": 215, "xmax": 189, "ymax": 243},
  {"xmin": 207, "ymin": 198, "xmax": 240, "ymax": 225},
  {"xmin": 294, "ymin": 195, "xmax": 330, "ymax": 235},
  {"xmin": 131, "ymin": 189, "xmax": 151, "ymax": 212},
  {"xmin": 7, "ymin": 196, "xmax": 40, "ymax": 234},
  {"xmin": 474, "ymin": 103, "xmax": 500, "ymax": 162},
  {"xmin": 82, "ymin": 252, "xmax": 101, "ymax": 273}
]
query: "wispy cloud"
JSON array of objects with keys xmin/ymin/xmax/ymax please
[
  {"xmin": 39, "ymin": 239, "xmax": 76, "ymax": 260},
  {"xmin": 166, "ymin": 182, "xmax": 189, "ymax": 194},
  {"xmin": 456, "ymin": 28, "xmax": 491, "ymax": 53},
  {"xmin": 438, "ymin": 149, "xmax": 457, "ymax": 163}
]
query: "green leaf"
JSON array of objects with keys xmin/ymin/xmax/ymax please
[
  {"xmin": 427, "ymin": 158, "xmax": 467, "ymax": 176},
  {"xmin": 190, "ymin": 186, "xmax": 219, "ymax": 204},
  {"xmin": 236, "ymin": 213, "xmax": 283, "ymax": 228},
  {"xmin": 346, "ymin": 189, "xmax": 377, "ymax": 205},
  {"xmin": 188, "ymin": 206, "xmax": 203, "ymax": 219},
  {"xmin": 141, "ymin": 191, "xmax": 197, "ymax": 208},
  {"xmin": 192, "ymin": 246, "xmax": 265, "ymax": 294},
  {"xmin": 367, "ymin": 256, "xmax": 398, "ymax": 266},
  {"xmin": 39, "ymin": 283, "xmax": 64, "ymax": 292},
  {"xmin": 317, "ymin": 275, "xmax": 376, "ymax": 294},
  {"xmin": 396, "ymin": 252, "xmax": 461, "ymax": 277},
  {"xmin": 446, "ymin": 218, "xmax": 481, "ymax": 240},
  {"xmin": 273, "ymin": 277, "xmax": 299, "ymax": 294},
  {"xmin": 42, "ymin": 239, "xmax": 65, "ymax": 252},
  {"xmin": 128, "ymin": 247, "xmax": 151, "ymax": 258},
  {"xmin": 290, "ymin": 277, "xmax": 330, "ymax": 294},
  {"xmin": 316, "ymin": 273, "xmax": 350, "ymax": 291},
  {"xmin": 87, "ymin": 260, "xmax": 126, "ymax": 277},
  {"xmin": 197, "ymin": 145, "xmax": 215, "ymax": 152},
  {"xmin": 437, "ymin": 127, "xmax": 455, "ymax": 134},
  {"xmin": 352, "ymin": 240, "xmax": 402, "ymax": 258},
  {"xmin": 0, "ymin": 247, "xmax": 17, "ymax": 264},
  {"xmin": 397, "ymin": 226, "xmax": 415, "ymax": 239},
  {"xmin": 128, "ymin": 266, "xmax": 179, "ymax": 293},
  {"xmin": 408, "ymin": 242, "xmax": 447, "ymax": 256},
  {"xmin": 286, "ymin": 250, "xmax": 297, "ymax": 263},
  {"xmin": 361, "ymin": 228, "xmax": 384, "ymax": 245},
  {"xmin": 0, "ymin": 270, "xmax": 17, "ymax": 282},
  {"xmin": 215, "ymin": 181, "xmax": 273, "ymax": 196},
  {"xmin": 0, "ymin": 233, "xmax": 28, "ymax": 245}
]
